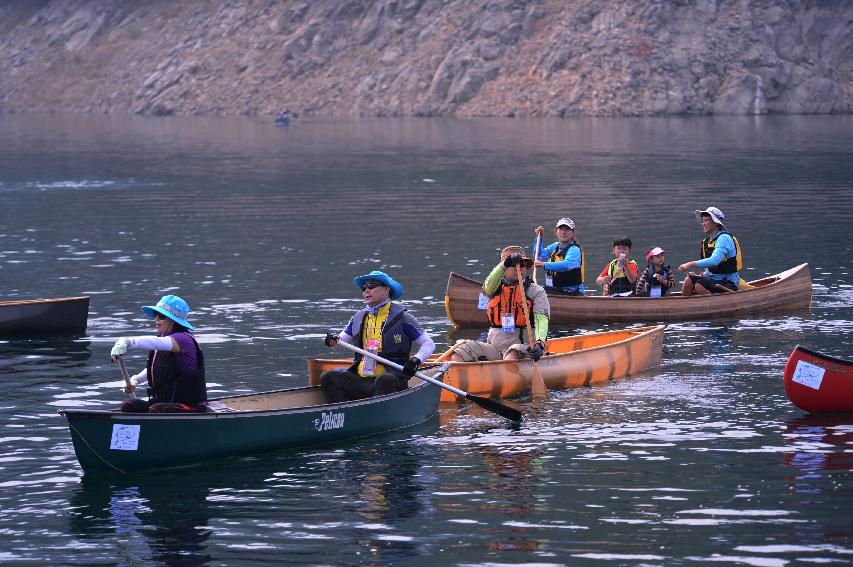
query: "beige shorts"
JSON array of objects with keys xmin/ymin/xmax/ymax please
[{"xmin": 451, "ymin": 340, "xmax": 502, "ymax": 362}]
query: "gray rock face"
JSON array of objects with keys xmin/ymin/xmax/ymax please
[{"xmin": 0, "ymin": 0, "xmax": 850, "ymax": 117}]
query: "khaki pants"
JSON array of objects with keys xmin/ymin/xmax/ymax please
[{"xmin": 451, "ymin": 336, "xmax": 533, "ymax": 362}]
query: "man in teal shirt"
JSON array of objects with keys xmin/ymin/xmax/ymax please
[{"xmin": 678, "ymin": 206, "xmax": 742, "ymax": 295}]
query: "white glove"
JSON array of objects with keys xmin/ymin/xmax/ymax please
[{"xmin": 110, "ymin": 338, "xmax": 131, "ymax": 358}]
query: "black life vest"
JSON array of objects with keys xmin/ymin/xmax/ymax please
[
  {"xmin": 347, "ymin": 302, "xmax": 414, "ymax": 379},
  {"xmin": 546, "ymin": 241, "xmax": 584, "ymax": 287},
  {"xmin": 640, "ymin": 263, "xmax": 672, "ymax": 296},
  {"xmin": 145, "ymin": 334, "xmax": 206, "ymax": 405},
  {"xmin": 606, "ymin": 259, "xmax": 638, "ymax": 295},
  {"xmin": 487, "ymin": 279, "xmax": 534, "ymax": 329},
  {"xmin": 701, "ymin": 230, "xmax": 742, "ymax": 274}
]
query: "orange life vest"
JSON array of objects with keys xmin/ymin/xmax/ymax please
[{"xmin": 487, "ymin": 281, "xmax": 533, "ymax": 329}]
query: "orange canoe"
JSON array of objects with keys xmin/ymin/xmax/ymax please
[
  {"xmin": 783, "ymin": 345, "xmax": 853, "ymax": 413},
  {"xmin": 307, "ymin": 325, "xmax": 665, "ymax": 402}
]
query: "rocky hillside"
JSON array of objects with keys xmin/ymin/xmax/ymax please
[{"xmin": 1, "ymin": 0, "xmax": 851, "ymax": 117}]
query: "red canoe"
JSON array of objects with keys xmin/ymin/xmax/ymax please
[{"xmin": 783, "ymin": 346, "xmax": 853, "ymax": 413}]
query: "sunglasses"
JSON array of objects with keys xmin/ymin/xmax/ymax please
[
  {"xmin": 361, "ymin": 282, "xmax": 384, "ymax": 291},
  {"xmin": 154, "ymin": 312, "xmax": 168, "ymax": 320}
]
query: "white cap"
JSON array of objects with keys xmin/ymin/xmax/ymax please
[
  {"xmin": 646, "ymin": 246, "xmax": 666, "ymax": 261},
  {"xmin": 694, "ymin": 206, "xmax": 725, "ymax": 227},
  {"xmin": 555, "ymin": 217, "xmax": 575, "ymax": 230}
]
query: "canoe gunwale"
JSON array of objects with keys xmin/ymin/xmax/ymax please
[
  {"xmin": 59, "ymin": 380, "xmax": 436, "ymax": 421},
  {"xmin": 0, "ymin": 295, "xmax": 90, "ymax": 307},
  {"xmin": 791, "ymin": 345, "xmax": 852, "ymax": 367},
  {"xmin": 440, "ymin": 324, "xmax": 665, "ymax": 368}
]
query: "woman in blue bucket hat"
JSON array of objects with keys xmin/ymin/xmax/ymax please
[
  {"xmin": 110, "ymin": 294, "xmax": 207, "ymax": 413},
  {"xmin": 321, "ymin": 270, "xmax": 435, "ymax": 402}
]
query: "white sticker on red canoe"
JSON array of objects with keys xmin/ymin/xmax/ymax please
[
  {"xmin": 792, "ymin": 360, "xmax": 826, "ymax": 390},
  {"xmin": 110, "ymin": 424, "xmax": 141, "ymax": 451}
]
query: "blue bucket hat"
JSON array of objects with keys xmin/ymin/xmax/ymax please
[
  {"xmin": 142, "ymin": 294, "xmax": 194, "ymax": 330},
  {"xmin": 352, "ymin": 270, "xmax": 403, "ymax": 301}
]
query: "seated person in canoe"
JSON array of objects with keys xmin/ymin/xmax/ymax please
[
  {"xmin": 533, "ymin": 217, "xmax": 584, "ymax": 296},
  {"xmin": 451, "ymin": 246, "xmax": 549, "ymax": 362},
  {"xmin": 677, "ymin": 206, "xmax": 743, "ymax": 295},
  {"xmin": 275, "ymin": 106, "xmax": 290, "ymax": 122},
  {"xmin": 635, "ymin": 246, "xmax": 676, "ymax": 297},
  {"xmin": 322, "ymin": 270, "xmax": 435, "ymax": 403},
  {"xmin": 110, "ymin": 294, "xmax": 207, "ymax": 413},
  {"xmin": 595, "ymin": 236, "xmax": 638, "ymax": 296}
]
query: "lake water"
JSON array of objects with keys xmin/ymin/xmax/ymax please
[{"xmin": 0, "ymin": 114, "xmax": 851, "ymax": 565}]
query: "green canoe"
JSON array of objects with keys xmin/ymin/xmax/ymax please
[{"xmin": 59, "ymin": 373, "xmax": 444, "ymax": 473}]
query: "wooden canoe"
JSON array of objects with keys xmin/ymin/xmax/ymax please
[
  {"xmin": 445, "ymin": 263, "xmax": 812, "ymax": 326},
  {"xmin": 59, "ymin": 372, "xmax": 443, "ymax": 473},
  {"xmin": 0, "ymin": 295, "xmax": 89, "ymax": 336},
  {"xmin": 783, "ymin": 345, "xmax": 853, "ymax": 413},
  {"xmin": 308, "ymin": 325, "xmax": 665, "ymax": 402}
]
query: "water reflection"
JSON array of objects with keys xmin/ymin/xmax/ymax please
[
  {"xmin": 67, "ymin": 427, "xmax": 442, "ymax": 565},
  {"xmin": 783, "ymin": 414, "xmax": 853, "ymax": 476},
  {"xmin": 2, "ymin": 113, "xmax": 852, "ymax": 563},
  {"xmin": 0, "ymin": 339, "xmax": 92, "ymax": 371},
  {"xmin": 70, "ymin": 474, "xmax": 213, "ymax": 565}
]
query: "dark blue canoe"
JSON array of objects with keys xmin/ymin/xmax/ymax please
[
  {"xmin": 0, "ymin": 295, "xmax": 89, "ymax": 336},
  {"xmin": 59, "ymin": 372, "xmax": 444, "ymax": 473}
]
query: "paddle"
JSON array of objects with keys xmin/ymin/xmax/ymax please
[
  {"xmin": 337, "ymin": 341, "xmax": 522, "ymax": 423},
  {"xmin": 513, "ymin": 261, "xmax": 548, "ymax": 398},
  {"xmin": 115, "ymin": 355, "xmax": 136, "ymax": 399},
  {"xmin": 532, "ymin": 233, "xmax": 542, "ymax": 284}
]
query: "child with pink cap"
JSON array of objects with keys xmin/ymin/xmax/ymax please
[{"xmin": 635, "ymin": 247, "xmax": 676, "ymax": 297}]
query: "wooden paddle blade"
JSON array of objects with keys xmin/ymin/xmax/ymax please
[
  {"xmin": 466, "ymin": 393, "xmax": 523, "ymax": 423},
  {"xmin": 531, "ymin": 364, "xmax": 547, "ymax": 398}
]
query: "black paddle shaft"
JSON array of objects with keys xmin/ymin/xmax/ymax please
[{"xmin": 336, "ymin": 341, "xmax": 522, "ymax": 423}]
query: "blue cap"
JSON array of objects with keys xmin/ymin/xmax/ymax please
[
  {"xmin": 352, "ymin": 270, "xmax": 403, "ymax": 300},
  {"xmin": 142, "ymin": 294, "xmax": 194, "ymax": 330}
]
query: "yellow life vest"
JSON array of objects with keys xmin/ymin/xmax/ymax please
[
  {"xmin": 606, "ymin": 259, "xmax": 638, "ymax": 294},
  {"xmin": 701, "ymin": 230, "xmax": 743, "ymax": 274},
  {"xmin": 358, "ymin": 302, "xmax": 391, "ymax": 377}
]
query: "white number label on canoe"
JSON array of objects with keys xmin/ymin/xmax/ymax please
[
  {"xmin": 477, "ymin": 293, "xmax": 489, "ymax": 310},
  {"xmin": 110, "ymin": 424, "xmax": 141, "ymax": 451},
  {"xmin": 792, "ymin": 360, "xmax": 825, "ymax": 390}
]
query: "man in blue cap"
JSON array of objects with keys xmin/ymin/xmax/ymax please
[
  {"xmin": 322, "ymin": 270, "xmax": 436, "ymax": 403},
  {"xmin": 109, "ymin": 294, "xmax": 207, "ymax": 413}
]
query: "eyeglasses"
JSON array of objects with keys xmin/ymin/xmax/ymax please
[
  {"xmin": 154, "ymin": 312, "xmax": 168, "ymax": 320},
  {"xmin": 361, "ymin": 282, "xmax": 383, "ymax": 291}
]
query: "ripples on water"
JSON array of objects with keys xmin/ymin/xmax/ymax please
[{"xmin": 0, "ymin": 115, "xmax": 851, "ymax": 564}]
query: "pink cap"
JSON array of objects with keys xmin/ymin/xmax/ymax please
[{"xmin": 646, "ymin": 246, "xmax": 666, "ymax": 261}]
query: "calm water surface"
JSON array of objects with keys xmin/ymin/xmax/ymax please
[{"xmin": 0, "ymin": 115, "xmax": 852, "ymax": 565}]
